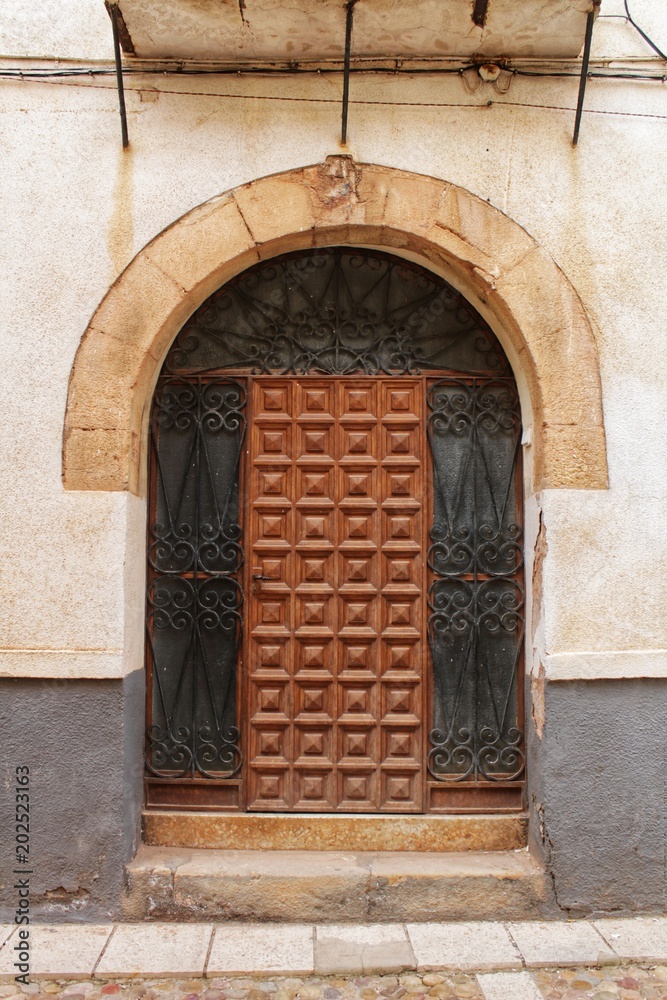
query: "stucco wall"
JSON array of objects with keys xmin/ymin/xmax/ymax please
[
  {"xmin": 1, "ymin": 0, "xmax": 666, "ymax": 915},
  {"xmin": 1, "ymin": 5, "xmax": 666, "ymax": 680},
  {"xmin": 0, "ymin": 672, "xmax": 144, "ymax": 921}
]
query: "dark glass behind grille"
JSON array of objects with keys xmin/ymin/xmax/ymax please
[
  {"xmin": 427, "ymin": 379, "xmax": 524, "ymax": 782},
  {"xmin": 165, "ymin": 249, "xmax": 509, "ymax": 377},
  {"xmin": 146, "ymin": 379, "xmax": 245, "ymax": 777}
]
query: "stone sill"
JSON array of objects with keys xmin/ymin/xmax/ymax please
[{"xmin": 142, "ymin": 810, "xmax": 527, "ymax": 853}]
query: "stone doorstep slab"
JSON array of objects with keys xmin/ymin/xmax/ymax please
[
  {"xmin": 143, "ymin": 811, "xmax": 528, "ymax": 853},
  {"xmin": 123, "ymin": 845, "xmax": 550, "ymax": 922},
  {"xmin": 3, "ymin": 918, "xmax": 667, "ymax": 979}
]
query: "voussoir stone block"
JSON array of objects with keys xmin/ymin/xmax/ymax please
[
  {"xmin": 302, "ymin": 158, "xmax": 369, "ymax": 228},
  {"xmin": 233, "ymin": 173, "xmax": 315, "ymax": 245},
  {"xmin": 145, "ymin": 194, "xmax": 259, "ymax": 295},
  {"xmin": 431, "ymin": 185, "xmax": 536, "ymax": 279},
  {"xmin": 538, "ymin": 423, "xmax": 609, "ymax": 491},
  {"xmin": 63, "ymin": 426, "xmax": 138, "ymax": 493},
  {"xmin": 85, "ymin": 252, "xmax": 189, "ymax": 359},
  {"xmin": 381, "ymin": 172, "xmax": 447, "ymax": 236}
]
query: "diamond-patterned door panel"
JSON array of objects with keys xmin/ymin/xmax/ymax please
[{"xmin": 246, "ymin": 378, "xmax": 425, "ymax": 811}]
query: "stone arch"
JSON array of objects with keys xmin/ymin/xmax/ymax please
[{"xmin": 63, "ymin": 157, "xmax": 608, "ymax": 495}]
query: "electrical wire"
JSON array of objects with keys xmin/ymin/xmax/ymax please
[
  {"xmin": 0, "ymin": 65, "xmax": 666, "ymax": 84},
  {"xmin": 2, "ymin": 73, "xmax": 667, "ymax": 120},
  {"xmin": 624, "ymin": 0, "xmax": 667, "ymax": 60}
]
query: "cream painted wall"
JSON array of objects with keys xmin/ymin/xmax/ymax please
[{"xmin": 1, "ymin": 0, "xmax": 666, "ymax": 680}]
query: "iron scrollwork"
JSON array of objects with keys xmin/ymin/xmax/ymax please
[
  {"xmin": 164, "ymin": 249, "xmax": 510, "ymax": 378},
  {"xmin": 145, "ymin": 248, "xmax": 525, "ymax": 797},
  {"xmin": 427, "ymin": 379, "xmax": 526, "ymax": 783},
  {"xmin": 145, "ymin": 379, "xmax": 246, "ymax": 779}
]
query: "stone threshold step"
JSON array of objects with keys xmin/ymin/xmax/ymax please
[
  {"xmin": 143, "ymin": 810, "xmax": 527, "ymax": 853},
  {"xmin": 3, "ymin": 918, "xmax": 666, "ymax": 979},
  {"xmin": 124, "ymin": 845, "xmax": 553, "ymax": 922}
]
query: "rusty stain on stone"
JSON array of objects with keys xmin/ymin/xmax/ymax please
[{"xmin": 142, "ymin": 811, "xmax": 527, "ymax": 853}]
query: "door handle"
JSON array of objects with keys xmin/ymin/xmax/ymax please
[{"xmin": 253, "ymin": 573, "xmax": 272, "ymax": 581}]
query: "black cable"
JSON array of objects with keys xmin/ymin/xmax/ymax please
[
  {"xmin": 0, "ymin": 65, "xmax": 666, "ymax": 83},
  {"xmin": 624, "ymin": 0, "xmax": 667, "ymax": 60}
]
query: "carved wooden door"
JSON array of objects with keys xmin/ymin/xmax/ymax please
[
  {"xmin": 246, "ymin": 377, "xmax": 425, "ymax": 811},
  {"xmin": 144, "ymin": 247, "xmax": 526, "ymax": 816}
]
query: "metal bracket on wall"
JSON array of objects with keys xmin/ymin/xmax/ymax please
[
  {"xmin": 341, "ymin": 0, "xmax": 358, "ymax": 145},
  {"xmin": 573, "ymin": 1, "xmax": 601, "ymax": 145},
  {"xmin": 105, "ymin": 1, "xmax": 129, "ymax": 148}
]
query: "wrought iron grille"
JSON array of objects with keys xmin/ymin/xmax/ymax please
[
  {"xmin": 146, "ymin": 247, "xmax": 525, "ymax": 802},
  {"xmin": 164, "ymin": 249, "xmax": 510, "ymax": 378},
  {"xmin": 146, "ymin": 379, "xmax": 245, "ymax": 778},
  {"xmin": 427, "ymin": 378, "xmax": 525, "ymax": 783}
]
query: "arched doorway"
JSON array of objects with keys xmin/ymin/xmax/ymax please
[{"xmin": 145, "ymin": 247, "xmax": 525, "ymax": 815}]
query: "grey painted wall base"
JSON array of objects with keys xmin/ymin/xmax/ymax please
[
  {"xmin": 0, "ymin": 672, "xmax": 144, "ymax": 922},
  {"xmin": 0, "ymin": 674, "xmax": 664, "ymax": 920},
  {"xmin": 530, "ymin": 678, "xmax": 667, "ymax": 916}
]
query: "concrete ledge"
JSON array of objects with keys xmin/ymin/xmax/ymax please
[
  {"xmin": 123, "ymin": 845, "xmax": 552, "ymax": 922},
  {"xmin": 143, "ymin": 810, "xmax": 527, "ymax": 853}
]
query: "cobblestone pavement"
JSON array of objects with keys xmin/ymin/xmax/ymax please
[{"xmin": 1, "ymin": 966, "xmax": 667, "ymax": 1000}]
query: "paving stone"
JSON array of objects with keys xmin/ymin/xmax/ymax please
[
  {"xmin": 96, "ymin": 926, "xmax": 213, "ymax": 977},
  {"xmin": 1, "ymin": 926, "xmax": 113, "ymax": 980},
  {"xmin": 0, "ymin": 931, "xmax": 14, "ymax": 951},
  {"xmin": 508, "ymin": 921, "xmax": 617, "ymax": 968},
  {"xmin": 593, "ymin": 918, "xmax": 667, "ymax": 963},
  {"xmin": 315, "ymin": 926, "xmax": 415, "ymax": 976},
  {"xmin": 477, "ymin": 972, "xmax": 543, "ymax": 1000},
  {"xmin": 207, "ymin": 925, "xmax": 313, "ymax": 975},
  {"xmin": 406, "ymin": 924, "xmax": 520, "ymax": 972}
]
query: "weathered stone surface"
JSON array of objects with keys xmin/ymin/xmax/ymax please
[
  {"xmin": 123, "ymin": 847, "xmax": 552, "ymax": 923},
  {"xmin": 593, "ymin": 917, "xmax": 667, "ymax": 962},
  {"xmin": 406, "ymin": 923, "xmax": 521, "ymax": 972},
  {"xmin": 96, "ymin": 924, "xmax": 213, "ymax": 977},
  {"xmin": 63, "ymin": 161, "xmax": 608, "ymax": 497},
  {"xmin": 142, "ymin": 812, "xmax": 527, "ymax": 854},
  {"xmin": 0, "ymin": 925, "xmax": 112, "ymax": 979},
  {"xmin": 368, "ymin": 853, "xmax": 549, "ymax": 923},
  {"xmin": 507, "ymin": 921, "xmax": 617, "ymax": 968},
  {"xmin": 144, "ymin": 194, "xmax": 259, "ymax": 296},
  {"xmin": 207, "ymin": 924, "xmax": 314, "ymax": 975},
  {"xmin": 233, "ymin": 175, "xmax": 314, "ymax": 246},
  {"xmin": 314, "ymin": 926, "xmax": 414, "ymax": 976},
  {"xmin": 173, "ymin": 851, "xmax": 370, "ymax": 923}
]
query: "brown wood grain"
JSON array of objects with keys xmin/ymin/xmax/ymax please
[{"xmin": 246, "ymin": 378, "xmax": 424, "ymax": 811}]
